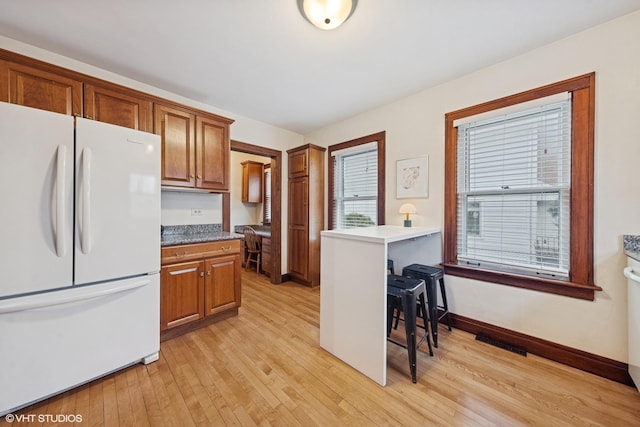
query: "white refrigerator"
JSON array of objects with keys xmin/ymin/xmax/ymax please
[
  {"xmin": 0, "ymin": 102, "xmax": 161, "ymax": 415},
  {"xmin": 624, "ymin": 256, "xmax": 640, "ymax": 391}
]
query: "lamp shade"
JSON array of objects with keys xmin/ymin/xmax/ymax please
[
  {"xmin": 298, "ymin": 0, "xmax": 357, "ymax": 30},
  {"xmin": 399, "ymin": 203, "xmax": 417, "ymax": 215}
]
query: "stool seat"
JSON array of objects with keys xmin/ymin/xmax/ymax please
[
  {"xmin": 402, "ymin": 264, "xmax": 452, "ymax": 348},
  {"xmin": 403, "ymin": 263, "xmax": 443, "ymax": 279},
  {"xmin": 387, "ymin": 274, "xmax": 433, "ymax": 383}
]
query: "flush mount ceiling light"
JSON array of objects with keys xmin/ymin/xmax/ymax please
[{"xmin": 297, "ymin": 0, "xmax": 357, "ymax": 30}]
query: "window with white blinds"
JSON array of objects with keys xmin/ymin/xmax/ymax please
[
  {"xmin": 456, "ymin": 98, "xmax": 571, "ymax": 279},
  {"xmin": 263, "ymin": 166, "xmax": 271, "ymax": 224},
  {"xmin": 332, "ymin": 143, "xmax": 378, "ymax": 228}
]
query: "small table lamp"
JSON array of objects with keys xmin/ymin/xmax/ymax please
[{"xmin": 399, "ymin": 203, "xmax": 416, "ymax": 227}]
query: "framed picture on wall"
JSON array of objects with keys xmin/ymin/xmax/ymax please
[{"xmin": 396, "ymin": 156, "xmax": 429, "ymax": 198}]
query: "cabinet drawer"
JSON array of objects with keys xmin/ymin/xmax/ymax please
[{"xmin": 162, "ymin": 239, "xmax": 241, "ymax": 265}]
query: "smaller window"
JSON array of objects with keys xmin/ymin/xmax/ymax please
[
  {"xmin": 333, "ymin": 144, "xmax": 378, "ymax": 229},
  {"xmin": 328, "ymin": 132, "xmax": 386, "ymax": 230}
]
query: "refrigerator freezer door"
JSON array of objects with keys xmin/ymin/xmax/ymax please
[
  {"xmin": 0, "ymin": 274, "xmax": 159, "ymax": 415},
  {"xmin": 0, "ymin": 102, "xmax": 74, "ymax": 298},
  {"xmin": 74, "ymin": 118, "xmax": 161, "ymax": 284}
]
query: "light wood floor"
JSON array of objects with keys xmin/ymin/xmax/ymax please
[{"xmin": 4, "ymin": 271, "xmax": 640, "ymax": 426}]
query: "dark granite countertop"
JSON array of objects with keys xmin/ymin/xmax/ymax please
[
  {"xmin": 161, "ymin": 224, "xmax": 243, "ymax": 247},
  {"xmin": 623, "ymin": 235, "xmax": 640, "ymax": 262},
  {"xmin": 234, "ymin": 224, "xmax": 271, "ymax": 238}
]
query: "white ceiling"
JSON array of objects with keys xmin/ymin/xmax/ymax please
[{"xmin": 1, "ymin": 1, "xmax": 639, "ymax": 134}]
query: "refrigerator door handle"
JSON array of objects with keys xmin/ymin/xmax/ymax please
[
  {"xmin": 55, "ymin": 145, "xmax": 67, "ymax": 257},
  {"xmin": 624, "ymin": 266, "xmax": 640, "ymax": 283},
  {"xmin": 0, "ymin": 278, "xmax": 151, "ymax": 314},
  {"xmin": 81, "ymin": 147, "xmax": 92, "ymax": 254}
]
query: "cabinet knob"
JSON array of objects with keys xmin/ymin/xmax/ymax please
[
  {"xmin": 207, "ymin": 270, "xmax": 211, "ymax": 276},
  {"xmin": 197, "ymin": 175, "xmax": 202, "ymax": 180},
  {"xmin": 190, "ymin": 175, "xmax": 195, "ymax": 179},
  {"xmin": 200, "ymin": 271, "xmax": 205, "ymax": 277}
]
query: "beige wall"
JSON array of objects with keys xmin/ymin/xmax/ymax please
[{"xmin": 305, "ymin": 10, "xmax": 640, "ymax": 362}]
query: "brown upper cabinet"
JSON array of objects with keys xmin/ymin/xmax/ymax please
[
  {"xmin": 0, "ymin": 50, "xmax": 235, "ymax": 193},
  {"xmin": 155, "ymin": 104, "xmax": 196, "ymax": 188},
  {"xmin": 241, "ymin": 160, "xmax": 264, "ymax": 203},
  {"xmin": 196, "ymin": 115, "xmax": 230, "ymax": 191},
  {"xmin": 84, "ymin": 82, "xmax": 153, "ymax": 132},
  {"xmin": 288, "ymin": 148, "xmax": 309, "ymax": 178},
  {"xmin": 0, "ymin": 59, "xmax": 82, "ymax": 116},
  {"xmin": 155, "ymin": 103, "xmax": 232, "ymax": 191}
]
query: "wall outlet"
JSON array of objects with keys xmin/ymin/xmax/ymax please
[{"xmin": 191, "ymin": 208, "xmax": 203, "ymax": 216}]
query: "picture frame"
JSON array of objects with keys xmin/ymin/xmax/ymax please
[{"xmin": 396, "ymin": 156, "xmax": 429, "ymax": 199}]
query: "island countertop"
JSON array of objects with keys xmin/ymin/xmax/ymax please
[{"xmin": 321, "ymin": 225, "xmax": 441, "ymax": 244}]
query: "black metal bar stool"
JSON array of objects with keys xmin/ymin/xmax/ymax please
[
  {"xmin": 402, "ymin": 264, "xmax": 452, "ymax": 348},
  {"xmin": 386, "ymin": 274, "xmax": 433, "ymax": 383}
]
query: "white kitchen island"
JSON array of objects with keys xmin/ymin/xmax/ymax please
[{"xmin": 320, "ymin": 225, "xmax": 442, "ymax": 386}]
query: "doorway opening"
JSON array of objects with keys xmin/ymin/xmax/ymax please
[{"xmin": 228, "ymin": 140, "xmax": 283, "ymax": 284}]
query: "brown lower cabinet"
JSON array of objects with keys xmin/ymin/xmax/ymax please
[
  {"xmin": 160, "ymin": 239, "xmax": 241, "ymax": 340},
  {"xmin": 261, "ymin": 236, "xmax": 272, "ymax": 276}
]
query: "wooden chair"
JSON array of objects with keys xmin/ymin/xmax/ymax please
[{"xmin": 243, "ymin": 226, "xmax": 261, "ymax": 273}]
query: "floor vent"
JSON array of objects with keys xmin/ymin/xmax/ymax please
[{"xmin": 475, "ymin": 335, "xmax": 527, "ymax": 356}]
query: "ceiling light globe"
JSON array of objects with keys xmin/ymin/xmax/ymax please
[{"xmin": 299, "ymin": 0, "xmax": 356, "ymax": 30}]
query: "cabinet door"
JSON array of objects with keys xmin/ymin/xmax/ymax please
[
  {"xmin": 160, "ymin": 261, "xmax": 204, "ymax": 331},
  {"xmin": 288, "ymin": 228, "xmax": 309, "ymax": 280},
  {"xmin": 289, "ymin": 177, "xmax": 308, "ymax": 227},
  {"xmin": 288, "ymin": 148, "xmax": 308, "ymax": 178},
  {"xmin": 155, "ymin": 104, "xmax": 196, "ymax": 187},
  {"xmin": 0, "ymin": 60, "xmax": 82, "ymax": 116},
  {"xmin": 196, "ymin": 115, "xmax": 230, "ymax": 191},
  {"xmin": 242, "ymin": 161, "xmax": 263, "ymax": 203},
  {"xmin": 84, "ymin": 83, "xmax": 152, "ymax": 132},
  {"xmin": 288, "ymin": 177, "xmax": 309, "ymax": 280},
  {"xmin": 204, "ymin": 254, "xmax": 241, "ymax": 316}
]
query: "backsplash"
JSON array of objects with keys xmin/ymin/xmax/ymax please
[{"xmin": 161, "ymin": 191, "xmax": 223, "ymax": 225}]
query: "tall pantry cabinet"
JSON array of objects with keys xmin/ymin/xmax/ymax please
[{"xmin": 287, "ymin": 144, "xmax": 325, "ymax": 287}]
